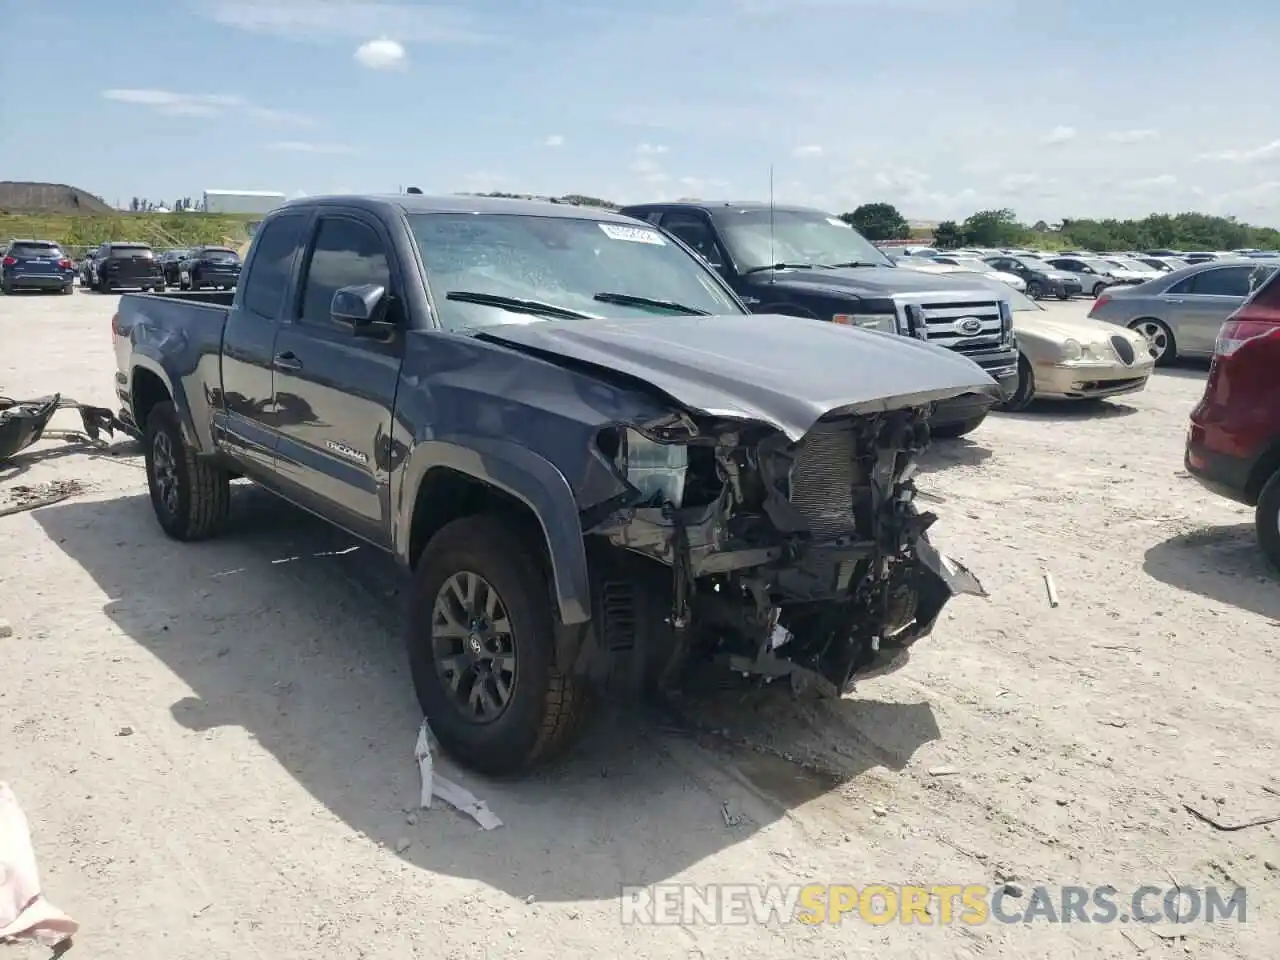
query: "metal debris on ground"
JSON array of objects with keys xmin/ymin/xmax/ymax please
[
  {"xmin": 1043, "ymin": 572, "xmax": 1060, "ymax": 608},
  {"xmin": 0, "ymin": 480, "xmax": 87, "ymax": 519},
  {"xmin": 0, "ymin": 393, "xmax": 121, "ymax": 466},
  {"xmin": 414, "ymin": 720, "xmax": 503, "ymax": 830}
]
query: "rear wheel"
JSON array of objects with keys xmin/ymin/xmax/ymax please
[
  {"xmin": 1129, "ymin": 317, "xmax": 1176, "ymax": 366},
  {"xmin": 1026, "ymin": 280, "xmax": 1044, "ymax": 299},
  {"xmin": 1255, "ymin": 471, "xmax": 1280, "ymax": 572},
  {"xmin": 0, "ymin": 281, "xmax": 11, "ymax": 295},
  {"xmin": 931, "ymin": 412, "xmax": 988, "ymax": 439},
  {"xmin": 60, "ymin": 283, "xmax": 73, "ymax": 295},
  {"xmin": 144, "ymin": 401, "xmax": 231, "ymax": 541},
  {"xmin": 407, "ymin": 514, "xmax": 590, "ymax": 776}
]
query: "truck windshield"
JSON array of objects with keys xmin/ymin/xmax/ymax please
[
  {"xmin": 408, "ymin": 213, "xmax": 743, "ymax": 331},
  {"xmin": 712, "ymin": 209, "xmax": 894, "ymax": 271}
]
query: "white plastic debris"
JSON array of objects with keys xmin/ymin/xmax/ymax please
[{"xmin": 414, "ymin": 720, "xmax": 503, "ymax": 830}]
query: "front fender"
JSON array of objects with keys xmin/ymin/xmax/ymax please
[
  {"xmin": 394, "ymin": 436, "xmax": 592, "ymax": 625},
  {"xmin": 129, "ymin": 348, "xmax": 209, "ymax": 453}
]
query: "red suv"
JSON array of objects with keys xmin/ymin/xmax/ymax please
[{"xmin": 1186, "ymin": 267, "xmax": 1280, "ymax": 566}]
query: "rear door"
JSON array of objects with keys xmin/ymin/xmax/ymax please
[
  {"xmin": 1165, "ymin": 265, "xmax": 1272, "ymax": 356},
  {"xmin": 216, "ymin": 211, "xmax": 311, "ymax": 477},
  {"xmin": 269, "ymin": 211, "xmax": 404, "ymax": 545}
]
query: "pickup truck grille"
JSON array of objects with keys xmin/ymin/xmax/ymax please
[
  {"xmin": 789, "ymin": 420, "xmax": 858, "ymax": 540},
  {"xmin": 916, "ymin": 300, "xmax": 1005, "ymax": 356}
]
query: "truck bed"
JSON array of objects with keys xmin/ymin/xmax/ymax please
[{"xmin": 112, "ymin": 290, "xmax": 233, "ymax": 434}]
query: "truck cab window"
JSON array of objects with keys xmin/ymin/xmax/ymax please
[
  {"xmin": 243, "ymin": 213, "xmax": 308, "ymax": 319},
  {"xmin": 300, "ymin": 218, "xmax": 393, "ymax": 324}
]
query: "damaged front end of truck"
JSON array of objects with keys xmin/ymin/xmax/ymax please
[{"xmin": 579, "ymin": 402, "xmax": 986, "ymax": 698}]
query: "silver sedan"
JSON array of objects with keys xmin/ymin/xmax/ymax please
[{"xmin": 1086, "ymin": 258, "xmax": 1278, "ymax": 364}]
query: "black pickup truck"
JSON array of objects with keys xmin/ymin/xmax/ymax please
[
  {"xmin": 617, "ymin": 202, "xmax": 1019, "ymax": 438},
  {"xmin": 112, "ymin": 194, "xmax": 990, "ymax": 775}
]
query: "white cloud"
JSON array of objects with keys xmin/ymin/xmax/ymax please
[
  {"xmin": 1125, "ymin": 174, "xmax": 1177, "ymax": 189},
  {"xmin": 265, "ymin": 141, "xmax": 355, "ymax": 154},
  {"xmin": 792, "ymin": 144, "xmax": 823, "ymax": 159},
  {"xmin": 195, "ymin": 0, "xmax": 494, "ymax": 43},
  {"xmin": 636, "ymin": 143, "xmax": 669, "ymax": 155},
  {"xmin": 1197, "ymin": 140, "xmax": 1280, "ymax": 163},
  {"xmin": 1106, "ymin": 129, "xmax": 1158, "ymax": 144},
  {"xmin": 354, "ymin": 37, "xmax": 406, "ymax": 69},
  {"xmin": 544, "ymin": 134, "xmax": 564, "ymax": 147},
  {"xmin": 1042, "ymin": 125, "xmax": 1076, "ymax": 145},
  {"xmin": 101, "ymin": 88, "xmax": 311, "ymax": 124}
]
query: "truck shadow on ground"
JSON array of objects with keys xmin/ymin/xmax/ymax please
[
  {"xmin": 35, "ymin": 488, "xmax": 942, "ymax": 903},
  {"xmin": 1142, "ymin": 523, "xmax": 1280, "ymax": 621}
]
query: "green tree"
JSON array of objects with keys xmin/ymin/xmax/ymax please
[
  {"xmin": 840, "ymin": 203, "xmax": 910, "ymax": 241},
  {"xmin": 932, "ymin": 221, "xmax": 962, "ymax": 248},
  {"xmin": 961, "ymin": 208, "xmax": 1028, "ymax": 247}
]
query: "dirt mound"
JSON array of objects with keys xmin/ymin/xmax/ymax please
[{"xmin": 0, "ymin": 181, "xmax": 113, "ymax": 215}]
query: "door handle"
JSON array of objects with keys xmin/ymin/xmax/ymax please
[{"xmin": 272, "ymin": 352, "xmax": 303, "ymax": 371}]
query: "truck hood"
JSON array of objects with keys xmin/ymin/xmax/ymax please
[
  {"xmin": 748, "ymin": 265, "xmax": 999, "ymax": 301},
  {"xmin": 476, "ymin": 313, "xmax": 999, "ymax": 441}
]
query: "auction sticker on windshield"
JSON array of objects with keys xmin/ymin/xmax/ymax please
[{"xmin": 598, "ymin": 224, "xmax": 666, "ymax": 244}]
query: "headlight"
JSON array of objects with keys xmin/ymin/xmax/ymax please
[
  {"xmin": 833, "ymin": 313, "xmax": 894, "ymax": 333},
  {"xmin": 1061, "ymin": 338, "xmax": 1083, "ymax": 361},
  {"xmin": 615, "ymin": 428, "xmax": 688, "ymax": 507}
]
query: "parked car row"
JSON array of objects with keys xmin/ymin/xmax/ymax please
[{"xmin": 73, "ymin": 242, "xmax": 243, "ymax": 293}]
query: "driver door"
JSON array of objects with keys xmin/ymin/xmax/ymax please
[{"xmin": 269, "ymin": 211, "xmax": 405, "ymax": 545}]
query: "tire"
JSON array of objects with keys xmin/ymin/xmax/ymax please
[
  {"xmin": 0, "ymin": 281, "xmax": 11, "ymax": 295},
  {"xmin": 61, "ymin": 284, "xmax": 73, "ymax": 295},
  {"xmin": 1026, "ymin": 280, "xmax": 1044, "ymax": 299},
  {"xmin": 407, "ymin": 514, "xmax": 590, "ymax": 776},
  {"xmin": 931, "ymin": 412, "xmax": 988, "ymax": 439},
  {"xmin": 1128, "ymin": 317, "xmax": 1176, "ymax": 366},
  {"xmin": 1056, "ymin": 288, "xmax": 1071, "ymax": 300},
  {"xmin": 997, "ymin": 355, "xmax": 1036, "ymax": 412},
  {"xmin": 1256, "ymin": 471, "xmax": 1280, "ymax": 572},
  {"xmin": 1092, "ymin": 283, "xmax": 1106, "ymax": 297},
  {"xmin": 143, "ymin": 401, "xmax": 231, "ymax": 541}
]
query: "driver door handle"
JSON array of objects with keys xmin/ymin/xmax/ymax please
[{"xmin": 273, "ymin": 351, "xmax": 303, "ymax": 371}]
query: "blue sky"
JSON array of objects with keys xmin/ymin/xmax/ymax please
[{"xmin": 3, "ymin": 0, "xmax": 1279, "ymax": 224}]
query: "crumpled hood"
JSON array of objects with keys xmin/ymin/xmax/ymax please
[
  {"xmin": 477, "ymin": 313, "xmax": 999, "ymax": 441},
  {"xmin": 750, "ymin": 265, "xmax": 999, "ymax": 300}
]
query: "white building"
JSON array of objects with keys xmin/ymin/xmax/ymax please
[{"xmin": 200, "ymin": 189, "xmax": 287, "ymax": 215}]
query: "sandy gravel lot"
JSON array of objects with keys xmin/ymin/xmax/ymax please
[{"xmin": 2, "ymin": 289, "xmax": 1278, "ymax": 960}]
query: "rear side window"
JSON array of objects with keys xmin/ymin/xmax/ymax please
[
  {"xmin": 7, "ymin": 242, "xmax": 61, "ymax": 258},
  {"xmin": 1189, "ymin": 266, "xmax": 1255, "ymax": 297},
  {"xmin": 109, "ymin": 245, "xmax": 153, "ymax": 258},
  {"xmin": 243, "ymin": 213, "xmax": 308, "ymax": 319},
  {"xmin": 298, "ymin": 217, "xmax": 391, "ymax": 324}
]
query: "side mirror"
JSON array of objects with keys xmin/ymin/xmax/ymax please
[{"xmin": 331, "ymin": 283, "xmax": 389, "ymax": 334}]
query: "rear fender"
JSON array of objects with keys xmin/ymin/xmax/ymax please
[
  {"xmin": 394, "ymin": 437, "xmax": 592, "ymax": 625},
  {"xmin": 130, "ymin": 350, "xmax": 209, "ymax": 453}
]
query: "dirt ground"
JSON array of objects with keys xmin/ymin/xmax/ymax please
[{"xmin": 2, "ymin": 289, "xmax": 1278, "ymax": 960}]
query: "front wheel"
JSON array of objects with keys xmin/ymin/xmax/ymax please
[
  {"xmin": 407, "ymin": 514, "xmax": 590, "ymax": 777},
  {"xmin": 997, "ymin": 355, "xmax": 1036, "ymax": 412},
  {"xmin": 144, "ymin": 401, "xmax": 231, "ymax": 541},
  {"xmin": 1092, "ymin": 282, "xmax": 1107, "ymax": 297},
  {"xmin": 1026, "ymin": 280, "xmax": 1044, "ymax": 299},
  {"xmin": 931, "ymin": 412, "xmax": 988, "ymax": 439}
]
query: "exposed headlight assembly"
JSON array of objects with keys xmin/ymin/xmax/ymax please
[{"xmin": 614, "ymin": 428, "xmax": 688, "ymax": 507}]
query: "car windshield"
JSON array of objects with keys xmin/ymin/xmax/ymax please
[
  {"xmin": 1111, "ymin": 258, "xmax": 1151, "ymax": 272},
  {"xmin": 1084, "ymin": 258, "xmax": 1119, "ymax": 271},
  {"xmin": 946, "ymin": 257, "xmax": 990, "ymax": 271},
  {"xmin": 711, "ymin": 208, "xmax": 894, "ymax": 270},
  {"xmin": 109, "ymin": 245, "xmax": 153, "ymax": 258},
  {"xmin": 408, "ymin": 213, "xmax": 743, "ymax": 331},
  {"xmin": 199, "ymin": 248, "xmax": 240, "ymax": 261}
]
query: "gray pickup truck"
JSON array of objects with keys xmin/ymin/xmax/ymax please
[{"xmin": 112, "ymin": 193, "xmax": 990, "ymax": 776}]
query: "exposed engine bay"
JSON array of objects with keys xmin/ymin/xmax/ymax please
[{"xmin": 581, "ymin": 405, "xmax": 986, "ymax": 698}]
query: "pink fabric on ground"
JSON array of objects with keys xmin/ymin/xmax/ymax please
[{"xmin": 0, "ymin": 783, "xmax": 78, "ymax": 946}]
